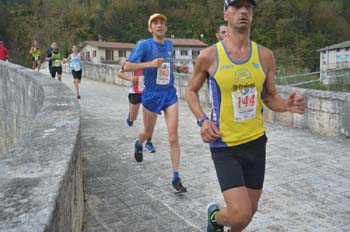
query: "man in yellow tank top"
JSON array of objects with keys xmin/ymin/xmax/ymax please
[{"xmin": 185, "ymin": 0, "xmax": 307, "ymax": 231}]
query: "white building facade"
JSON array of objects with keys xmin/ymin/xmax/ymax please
[
  {"xmin": 170, "ymin": 38, "xmax": 207, "ymax": 73},
  {"xmin": 318, "ymin": 41, "xmax": 350, "ymax": 79},
  {"xmin": 79, "ymin": 39, "xmax": 207, "ymax": 72},
  {"xmin": 80, "ymin": 41, "xmax": 135, "ymax": 64}
]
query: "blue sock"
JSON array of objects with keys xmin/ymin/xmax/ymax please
[
  {"xmin": 135, "ymin": 139, "xmax": 142, "ymax": 148},
  {"xmin": 173, "ymin": 171, "xmax": 179, "ymax": 181}
]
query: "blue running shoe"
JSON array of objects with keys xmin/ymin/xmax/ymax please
[
  {"xmin": 145, "ymin": 141, "xmax": 156, "ymax": 153},
  {"xmin": 134, "ymin": 139, "xmax": 143, "ymax": 162},
  {"xmin": 207, "ymin": 203, "xmax": 223, "ymax": 232},
  {"xmin": 126, "ymin": 117, "xmax": 133, "ymax": 127},
  {"xmin": 172, "ymin": 177, "xmax": 187, "ymax": 193}
]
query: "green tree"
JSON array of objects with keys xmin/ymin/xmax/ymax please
[{"xmin": 1, "ymin": 0, "xmax": 349, "ymax": 73}]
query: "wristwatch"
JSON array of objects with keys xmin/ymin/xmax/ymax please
[{"xmin": 197, "ymin": 115, "xmax": 209, "ymax": 127}]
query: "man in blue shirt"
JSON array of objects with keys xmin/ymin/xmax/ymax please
[{"xmin": 124, "ymin": 13, "xmax": 189, "ymax": 193}]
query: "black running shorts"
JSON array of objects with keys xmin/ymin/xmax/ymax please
[
  {"xmin": 210, "ymin": 134, "xmax": 267, "ymax": 192},
  {"xmin": 32, "ymin": 57, "xmax": 40, "ymax": 62},
  {"xmin": 50, "ymin": 66, "xmax": 62, "ymax": 78},
  {"xmin": 72, "ymin": 70, "xmax": 82, "ymax": 80},
  {"xmin": 128, "ymin": 93, "xmax": 142, "ymax": 105}
]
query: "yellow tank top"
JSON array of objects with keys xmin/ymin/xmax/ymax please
[
  {"xmin": 209, "ymin": 40, "xmax": 266, "ymax": 148},
  {"xmin": 32, "ymin": 48, "xmax": 40, "ymax": 58}
]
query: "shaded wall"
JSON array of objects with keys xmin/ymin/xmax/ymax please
[
  {"xmin": 0, "ymin": 61, "xmax": 83, "ymax": 232},
  {"xmin": 0, "ymin": 62, "xmax": 44, "ymax": 157}
]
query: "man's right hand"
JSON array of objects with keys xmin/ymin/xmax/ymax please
[
  {"xmin": 200, "ymin": 120, "xmax": 222, "ymax": 143},
  {"xmin": 150, "ymin": 58, "xmax": 164, "ymax": 68}
]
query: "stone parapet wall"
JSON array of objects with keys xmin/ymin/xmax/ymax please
[
  {"xmin": 0, "ymin": 61, "xmax": 83, "ymax": 232},
  {"xmin": 263, "ymin": 86, "xmax": 350, "ymax": 137},
  {"xmin": 77, "ymin": 62, "xmax": 211, "ymax": 108},
  {"xmin": 0, "ymin": 62, "xmax": 44, "ymax": 157},
  {"xmin": 81, "ymin": 62, "xmax": 350, "ymax": 137}
]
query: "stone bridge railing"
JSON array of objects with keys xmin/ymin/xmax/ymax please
[
  {"xmin": 0, "ymin": 61, "xmax": 83, "ymax": 232},
  {"xmin": 80, "ymin": 62, "xmax": 350, "ymax": 138}
]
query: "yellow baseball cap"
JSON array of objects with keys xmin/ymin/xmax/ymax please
[{"xmin": 148, "ymin": 13, "xmax": 167, "ymax": 27}]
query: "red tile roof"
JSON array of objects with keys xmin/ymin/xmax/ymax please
[
  {"xmin": 169, "ymin": 38, "xmax": 207, "ymax": 47},
  {"xmin": 82, "ymin": 39, "xmax": 207, "ymax": 49},
  {"xmin": 82, "ymin": 41, "xmax": 135, "ymax": 49},
  {"xmin": 317, "ymin": 40, "xmax": 350, "ymax": 52}
]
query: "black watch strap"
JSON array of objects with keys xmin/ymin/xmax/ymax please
[{"xmin": 176, "ymin": 66, "xmax": 181, "ymax": 73}]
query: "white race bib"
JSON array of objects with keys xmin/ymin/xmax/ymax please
[
  {"xmin": 74, "ymin": 63, "xmax": 81, "ymax": 71},
  {"xmin": 156, "ymin": 62, "xmax": 171, "ymax": 85},
  {"xmin": 54, "ymin": 59, "xmax": 61, "ymax": 66},
  {"xmin": 137, "ymin": 75, "xmax": 144, "ymax": 92},
  {"xmin": 232, "ymin": 87, "xmax": 258, "ymax": 122}
]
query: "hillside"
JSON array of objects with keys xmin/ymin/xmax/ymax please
[{"xmin": 0, "ymin": 0, "xmax": 349, "ymax": 73}]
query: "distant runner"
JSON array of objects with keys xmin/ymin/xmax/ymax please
[
  {"xmin": 116, "ymin": 66, "xmax": 156, "ymax": 153},
  {"xmin": 65, "ymin": 45, "xmax": 85, "ymax": 99},
  {"xmin": 216, "ymin": 24, "xmax": 228, "ymax": 41},
  {"xmin": 29, "ymin": 42, "xmax": 41, "ymax": 71},
  {"xmin": 46, "ymin": 42, "xmax": 62, "ymax": 81},
  {"xmin": 0, "ymin": 40, "xmax": 8, "ymax": 61}
]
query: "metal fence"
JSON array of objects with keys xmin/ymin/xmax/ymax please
[{"xmin": 275, "ymin": 68, "xmax": 350, "ymax": 92}]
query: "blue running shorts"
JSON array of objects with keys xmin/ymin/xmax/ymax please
[{"xmin": 142, "ymin": 87, "xmax": 178, "ymax": 114}]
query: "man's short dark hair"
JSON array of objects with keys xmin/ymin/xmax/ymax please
[{"xmin": 217, "ymin": 25, "xmax": 227, "ymax": 34}]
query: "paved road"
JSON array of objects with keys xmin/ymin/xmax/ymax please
[{"xmin": 55, "ymin": 71, "xmax": 350, "ymax": 232}]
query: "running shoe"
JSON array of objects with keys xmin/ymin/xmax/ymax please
[
  {"xmin": 126, "ymin": 117, "xmax": 133, "ymax": 127},
  {"xmin": 145, "ymin": 141, "xmax": 156, "ymax": 153},
  {"xmin": 77, "ymin": 95, "xmax": 81, "ymax": 100},
  {"xmin": 207, "ymin": 203, "xmax": 224, "ymax": 232},
  {"xmin": 172, "ymin": 177, "xmax": 187, "ymax": 193},
  {"xmin": 134, "ymin": 139, "xmax": 143, "ymax": 162}
]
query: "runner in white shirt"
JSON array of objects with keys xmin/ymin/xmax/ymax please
[{"xmin": 65, "ymin": 45, "xmax": 86, "ymax": 99}]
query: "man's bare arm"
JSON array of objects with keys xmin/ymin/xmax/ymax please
[
  {"xmin": 124, "ymin": 58, "xmax": 164, "ymax": 72},
  {"xmin": 185, "ymin": 46, "xmax": 222, "ymax": 143},
  {"xmin": 185, "ymin": 48, "xmax": 213, "ymax": 119},
  {"xmin": 261, "ymin": 46, "xmax": 306, "ymax": 114}
]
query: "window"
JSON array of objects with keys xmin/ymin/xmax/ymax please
[
  {"xmin": 106, "ymin": 50, "xmax": 114, "ymax": 61},
  {"xmin": 118, "ymin": 49, "xmax": 126, "ymax": 57},
  {"xmin": 323, "ymin": 51, "xmax": 326, "ymax": 54},
  {"xmin": 336, "ymin": 55, "xmax": 341, "ymax": 63},
  {"xmin": 192, "ymin": 50, "xmax": 200, "ymax": 59},
  {"xmin": 93, "ymin": 50, "xmax": 97, "ymax": 57},
  {"xmin": 345, "ymin": 55, "xmax": 350, "ymax": 63},
  {"xmin": 345, "ymin": 48, "xmax": 349, "ymax": 51},
  {"xmin": 180, "ymin": 50, "xmax": 188, "ymax": 56},
  {"xmin": 86, "ymin": 52, "xmax": 90, "ymax": 61}
]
